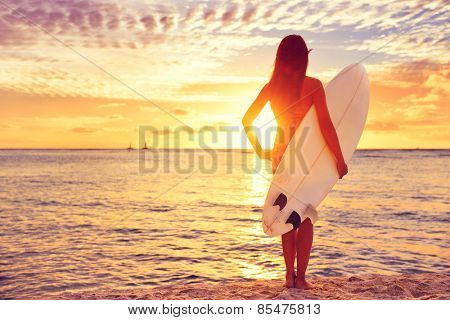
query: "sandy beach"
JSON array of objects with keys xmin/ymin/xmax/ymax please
[{"xmin": 46, "ymin": 273, "xmax": 448, "ymax": 300}]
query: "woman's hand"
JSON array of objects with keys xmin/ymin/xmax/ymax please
[{"xmin": 336, "ymin": 159, "xmax": 348, "ymax": 179}]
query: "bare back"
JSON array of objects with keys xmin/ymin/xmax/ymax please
[{"xmin": 270, "ymin": 76, "xmax": 323, "ymax": 157}]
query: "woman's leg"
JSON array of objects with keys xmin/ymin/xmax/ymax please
[
  {"xmin": 281, "ymin": 228, "xmax": 297, "ymax": 288},
  {"xmin": 295, "ymin": 218, "xmax": 314, "ymax": 289}
]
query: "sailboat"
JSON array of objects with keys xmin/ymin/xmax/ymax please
[
  {"xmin": 127, "ymin": 143, "xmax": 134, "ymax": 151},
  {"xmin": 142, "ymin": 141, "xmax": 149, "ymax": 150}
]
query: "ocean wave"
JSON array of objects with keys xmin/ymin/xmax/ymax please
[
  {"xmin": 223, "ymin": 217, "xmax": 259, "ymax": 223},
  {"xmin": 197, "ymin": 200, "xmax": 245, "ymax": 209},
  {"xmin": 147, "ymin": 206, "xmax": 174, "ymax": 213},
  {"xmin": 112, "ymin": 228, "xmax": 143, "ymax": 234},
  {"xmin": 393, "ymin": 211, "xmax": 416, "ymax": 217}
]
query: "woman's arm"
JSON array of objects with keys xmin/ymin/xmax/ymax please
[
  {"xmin": 242, "ymin": 84, "xmax": 271, "ymax": 160},
  {"xmin": 313, "ymin": 80, "xmax": 348, "ymax": 178}
]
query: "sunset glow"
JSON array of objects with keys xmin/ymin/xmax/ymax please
[{"xmin": 0, "ymin": 0, "xmax": 448, "ymax": 149}]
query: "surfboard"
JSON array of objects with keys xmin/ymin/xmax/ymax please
[{"xmin": 262, "ymin": 63, "xmax": 370, "ymax": 236}]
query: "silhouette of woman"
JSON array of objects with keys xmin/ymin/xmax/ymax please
[{"xmin": 242, "ymin": 35, "xmax": 348, "ymax": 289}]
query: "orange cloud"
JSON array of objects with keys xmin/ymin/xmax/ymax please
[{"xmin": 71, "ymin": 127, "xmax": 100, "ymax": 133}]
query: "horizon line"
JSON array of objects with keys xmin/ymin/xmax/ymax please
[{"xmin": 0, "ymin": 147, "xmax": 448, "ymax": 151}]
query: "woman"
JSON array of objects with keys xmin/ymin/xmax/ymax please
[{"xmin": 242, "ymin": 35, "xmax": 348, "ymax": 289}]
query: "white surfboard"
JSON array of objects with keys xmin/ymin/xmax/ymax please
[{"xmin": 262, "ymin": 63, "xmax": 369, "ymax": 236}]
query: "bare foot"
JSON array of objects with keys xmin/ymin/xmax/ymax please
[
  {"xmin": 295, "ymin": 278, "xmax": 314, "ymax": 290},
  {"xmin": 284, "ymin": 271, "xmax": 296, "ymax": 288}
]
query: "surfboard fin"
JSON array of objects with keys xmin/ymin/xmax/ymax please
[
  {"xmin": 286, "ymin": 211, "xmax": 301, "ymax": 229},
  {"xmin": 286, "ymin": 205, "xmax": 318, "ymax": 229},
  {"xmin": 273, "ymin": 193, "xmax": 287, "ymax": 210}
]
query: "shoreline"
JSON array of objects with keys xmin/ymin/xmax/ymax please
[{"xmin": 42, "ymin": 273, "xmax": 449, "ymax": 300}]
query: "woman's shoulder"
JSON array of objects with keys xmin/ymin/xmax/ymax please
[
  {"xmin": 304, "ymin": 76, "xmax": 323, "ymax": 87},
  {"xmin": 304, "ymin": 76, "xmax": 324, "ymax": 95}
]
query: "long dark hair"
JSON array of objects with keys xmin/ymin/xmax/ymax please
[{"xmin": 268, "ymin": 35, "xmax": 310, "ymax": 112}]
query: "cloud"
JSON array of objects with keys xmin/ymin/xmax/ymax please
[
  {"xmin": 365, "ymin": 121, "xmax": 399, "ymax": 132},
  {"xmin": 106, "ymin": 15, "xmax": 119, "ymax": 29},
  {"xmin": 0, "ymin": 15, "xmax": 34, "ymax": 46},
  {"xmin": 178, "ymin": 80, "xmax": 262, "ymax": 96},
  {"xmin": 125, "ymin": 15, "xmax": 136, "ymax": 30},
  {"xmin": 71, "ymin": 127, "xmax": 99, "ymax": 133},
  {"xmin": 0, "ymin": 0, "xmax": 446, "ymax": 61},
  {"xmin": 97, "ymin": 102, "xmax": 127, "ymax": 108},
  {"xmin": 158, "ymin": 126, "xmax": 194, "ymax": 135},
  {"xmin": 160, "ymin": 15, "xmax": 175, "ymax": 31},
  {"xmin": 183, "ymin": 5, "xmax": 198, "ymax": 24},
  {"xmin": 423, "ymin": 72, "xmax": 449, "ymax": 94},
  {"xmin": 242, "ymin": 4, "xmax": 258, "ymax": 24},
  {"xmin": 222, "ymin": 5, "xmax": 237, "ymax": 25},
  {"xmin": 157, "ymin": 128, "xmax": 172, "ymax": 135},
  {"xmin": 203, "ymin": 8, "xmax": 215, "ymax": 23},
  {"xmin": 366, "ymin": 60, "xmax": 449, "ymax": 135},
  {"xmin": 140, "ymin": 14, "xmax": 157, "ymax": 31},
  {"xmin": 68, "ymin": 9, "xmax": 84, "ymax": 27},
  {"xmin": 171, "ymin": 108, "xmax": 190, "ymax": 115},
  {"xmin": 88, "ymin": 10, "xmax": 102, "ymax": 28}
]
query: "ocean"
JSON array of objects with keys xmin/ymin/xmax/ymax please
[{"xmin": 0, "ymin": 149, "xmax": 448, "ymax": 299}]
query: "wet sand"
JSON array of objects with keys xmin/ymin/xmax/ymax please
[{"xmin": 46, "ymin": 273, "xmax": 449, "ymax": 300}]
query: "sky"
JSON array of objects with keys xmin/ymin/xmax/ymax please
[{"xmin": 0, "ymin": 0, "xmax": 448, "ymax": 149}]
